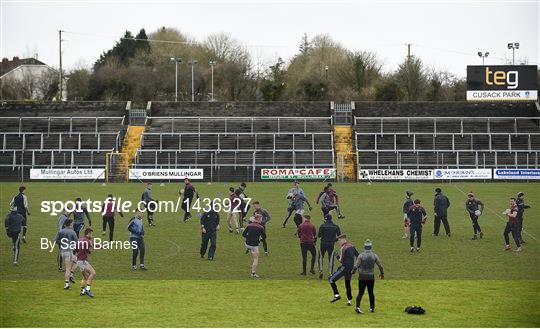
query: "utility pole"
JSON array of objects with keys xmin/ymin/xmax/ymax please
[
  {"xmin": 407, "ymin": 43, "xmax": 412, "ymax": 63},
  {"xmin": 170, "ymin": 57, "xmax": 182, "ymax": 102},
  {"xmin": 59, "ymin": 30, "xmax": 63, "ymax": 101},
  {"xmin": 209, "ymin": 60, "xmax": 216, "ymax": 101}
]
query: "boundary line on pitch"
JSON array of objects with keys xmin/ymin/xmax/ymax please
[{"xmin": 453, "ymin": 184, "xmax": 539, "ymax": 243}]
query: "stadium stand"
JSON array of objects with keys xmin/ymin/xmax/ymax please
[
  {"xmin": 1, "ymin": 100, "xmax": 538, "ymax": 181},
  {"xmin": 0, "ymin": 101, "xmax": 127, "ymax": 180},
  {"xmin": 354, "ymin": 102, "xmax": 540, "ymax": 170}
]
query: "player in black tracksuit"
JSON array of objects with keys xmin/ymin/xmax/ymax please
[
  {"xmin": 516, "ymin": 192, "xmax": 530, "ymax": 244},
  {"xmin": 200, "ymin": 208, "xmax": 220, "ymax": 260},
  {"xmin": 407, "ymin": 199, "xmax": 427, "ymax": 253},
  {"xmin": 329, "ymin": 234, "xmax": 358, "ymax": 306},
  {"xmin": 5, "ymin": 206, "xmax": 24, "ymax": 265},
  {"xmin": 181, "ymin": 178, "xmax": 199, "ymax": 221},
  {"xmin": 10, "ymin": 186, "xmax": 30, "ymax": 243},
  {"xmin": 433, "ymin": 188, "xmax": 451, "ymax": 237},
  {"xmin": 466, "ymin": 192, "xmax": 485, "ymax": 240},
  {"xmin": 318, "ymin": 214, "xmax": 341, "ymax": 279},
  {"xmin": 235, "ymin": 183, "xmax": 249, "ymax": 228}
]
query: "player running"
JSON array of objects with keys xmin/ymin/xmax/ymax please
[
  {"xmin": 4, "ymin": 205, "xmax": 24, "ymax": 265},
  {"xmin": 465, "ymin": 192, "xmax": 485, "ymax": 240},
  {"xmin": 282, "ymin": 181, "xmax": 312, "ymax": 228},
  {"xmin": 406, "ymin": 199, "xmax": 427, "ymax": 253},
  {"xmin": 200, "ymin": 205, "xmax": 220, "ymax": 260},
  {"xmin": 181, "ymin": 178, "xmax": 199, "ymax": 222},
  {"xmin": 128, "ymin": 211, "xmax": 147, "ymax": 270},
  {"xmin": 227, "ymin": 187, "xmax": 242, "ymax": 233},
  {"xmin": 402, "ymin": 191, "xmax": 414, "ymax": 239},
  {"xmin": 318, "ymin": 214, "xmax": 341, "ymax": 279},
  {"xmin": 503, "ymin": 198, "xmax": 521, "ymax": 252},
  {"xmin": 316, "ymin": 183, "xmax": 344, "ymax": 219},
  {"xmin": 297, "ymin": 215, "xmax": 317, "ymax": 276},
  {"xmin": 328, "ymin": 234, "xmax": 358, "ymax": 306},
  {"xmin": 351, "ymin": 239, "xmax": 384, "ymax": 314},
  {"xmin": 10, "ymin": 186, "xmax": 30, "ymax": 243},
  {"xmin": 515, "ymin": 192, "xmax": 530, "ymax": 244},
  {"xmin": 57, "ymin": 209, "xmax": 70, "ymax": 272},
  {"xmin": 74, "ymin": 227, "xmax": 96, "ymax": 298},
  {"xmin": 101, "ymin": 194, "xmax": 124, "ymax": 241},
  {"xmin": 72, "ymin": 197, "xmax": 92, "ymax": 238},
  {"xmin": 242, "ymin": 215, "xmax": 266, "ymax": 278},
  {"xmin": 55, "ymin": 219, "xmax": 78, "ymax": 289},
  {"xmin": 235, "ymin": 182, "xmax": 250, "ymax": 227},
  {"xmin": 251, "ymin": 201, "xmax": 270, "ymax": 255},
  {"xmin": 141, "ymin": 182, "xmax": 156, "ymax": 226}
]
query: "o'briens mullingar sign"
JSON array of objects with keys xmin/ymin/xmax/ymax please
[
  {"xmin": 466, "ymin": 65, "xmax": 537, "ymax": 101},
  {"xmin": 261, "ymin": 168, "xmax": 335, "ymax": 180},
  {"xmin": 129, "ymin": 168, "xmax": 204, "ymax": 180}
]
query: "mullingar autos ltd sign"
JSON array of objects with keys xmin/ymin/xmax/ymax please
[{"xmin": 466, "ymin": 65, "xmax": 537, "ymax": 101}]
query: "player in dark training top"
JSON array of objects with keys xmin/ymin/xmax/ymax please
[
  {"xmin": 466, "ymin": 192, "xmax": 485, "ymax": 240},
  {"xmin": 402, "ymin": 191, "xmax": 414, "ymax": 239},
  {"xmin": 243, "ymin": 216, "xmax": 266, "ymax": 278},
  {"xmin": 406, "ymin": 199, "xmax": 427, "ymax": 253},
  {"xmin": 318, "ymin": 214, "xmax": 341, "ymax": 279},
  {"xmin": 181, "ymin": 178, "xmax": 199, "ymax": 222},
  {"xmin": 328, "ymin": 234, "xmax": 358, "ymax": 306},
  {"xmin": 10, "ymin": 186, "xmax": 30, "ymax": 243}
]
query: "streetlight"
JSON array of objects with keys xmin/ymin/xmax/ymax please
[
  {"xmin": 170, "ymin": 57, "xmax": 182, "ymax": 102},
  {"xmin": 477, "ymin": 52, "xmax": 489, "ymax": 65},
  {"xmin": 209, "ymin": 60, "xmax": 217, "ymax": 101},
  {"xmin": 188, "ymin": 59, "xmax": 198, "ymax": 102},
  {"xmin": 507, "ymin": 42, "xmax": 519, "ymax": 65},
  {"xmin": 324, "ymin": 65, "xmax": 329, "ymax": 80}
]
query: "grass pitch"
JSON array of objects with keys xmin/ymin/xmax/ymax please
[{"xmin": 0, "ymin": 181, "xmax": 539, "ymax": 327}]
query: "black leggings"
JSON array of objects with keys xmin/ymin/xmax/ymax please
[
  {"xmin": 409, "ymin": 225, "xmax": 422, "ymax": 248},
  {"xmin": 470, "ymin": 213, "xmax": 482, "ymax": 234},
  {"xmin": 130, "ymin": 237, "xmax": 145, "ymax": 266},
  {"xmin": 102, "ymin": 216, "xmax": 115, "ymax": 241},
  {"xmin": 318, "ymin": 243, "xmax": 334, "ymax": 273},
  {"xmin": 357, "ymin": 280, "xmax": 375, "ymax": 309},
  {"xmin": 503, "ymin": 222, "xmax": 521, "ymax": 247},
  {"xmin": 300, "ymin": 243, "xmax": 316, "ymax": 273}
]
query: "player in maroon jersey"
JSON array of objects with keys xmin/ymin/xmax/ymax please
[
  {"xmin": 503, "ymin": 198, "xmax": 522, "ymax": 252},
  {"xmin": 74, "ymin": 227, "xmax": 96, "ymax": 297}
]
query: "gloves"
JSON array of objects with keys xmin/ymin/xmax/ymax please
[
  {"xmin": 379, "ymin": 274, "xmax": 385, "ymax": 280},
  {"xmin": 308, "ymin": 206, "xmax": 313, "ymax": 211},
  {"xmin": 351, "ymin": 267, "xmax": 357, "ymax": 275}
]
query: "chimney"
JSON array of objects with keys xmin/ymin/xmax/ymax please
[{"xmin": 2, "ymin": 58, "xmax": 8, "ymax": 64}]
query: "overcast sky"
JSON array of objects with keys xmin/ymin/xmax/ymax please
[{"xmin": 1, "ymin": 0, "xmax": 538, "ymax": 77}]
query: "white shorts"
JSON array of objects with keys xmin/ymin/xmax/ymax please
[
  {"xmin": 295, "ymin": 209, "xmax": 305, "ymax": 215},
  {"xmin": 245, "ymin": 244, "xmax": 259, "ymax": 254},
  {"xmin": 403, "ymin": 213, "xmax": 408, "ymax": 221},
  {"xmin": 76, "ymin": 260, "xmax": 89, "ymax": 271},
  {"xmin": 61, "ymin": 251, "xmax": 76, "ymax": 262}
]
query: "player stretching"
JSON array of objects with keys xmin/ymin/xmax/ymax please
[
  {"xmin": 402, "ymin": 191, "xmax": 414, "ymax": 239},
  {"xmin": 141, "ymin": 182, "xmax": 156, "ymax": 226},
  {"xmin": 251, "ymin": 201, "xmax": 271, "ymax": 255},
  {"xmin": 242, "ymin": 215, "xmax": 266, "ymax": 278},
  {"xmin": 72, "ymin": 198, "xmax": 92, "ymax": 238},
  {"xmin": 74, "ymin": 228, "xmax": 96, "ymax": 298},
  {"xmin": 181, "ymin": 178, "xmax": 199, "ymax": 222},
  {"xmin": 466, "ymin": 192, "xmax": 484, "ymax": 240},
  {"xmin": 55, "ymin": 219, "xmax": 78, "ymax": 289},
  {"xmin": 4, "ymin": 206, "xmax": 24, "ymax": 265},
  {"xmin": 503, "ymin": 198, "xmax": 521, "ymax": 252},
  {"xmin": 316, "ymin": 183, "xmax": 344, "ymax": 218},
  {"xmin": 227, "ymin": 187, "xmax": 242, "ymax": 233},
  {"xmin": 10, "ymin": 186, "xmax": 30, "ymax": 243},
  {"xmin": 406, "ymin": 199, "xmax": 427, "ymax": 253},
  {"xmin": 328, "ymin": 234, "xmax": 358, "ymax": 306},
  {"xmin": 318, "ymin": 214, "xmax": 341, "ymax": 279}
]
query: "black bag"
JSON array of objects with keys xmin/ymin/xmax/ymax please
[{"xmin": 405, "ymin": 306, "xmax": 426, "ymax": 314}]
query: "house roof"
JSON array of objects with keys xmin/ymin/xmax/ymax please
[{"xmin": 0, "ymin": 57, "xmax": 47, "ymax": 77}]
